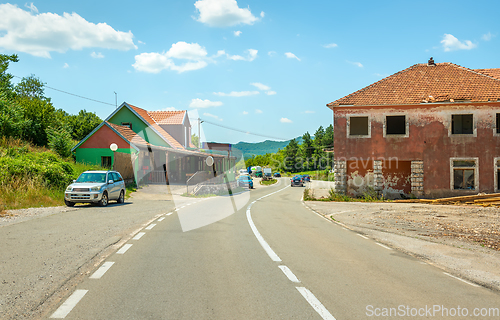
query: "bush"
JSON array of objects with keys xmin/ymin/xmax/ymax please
[{"xmin": 47, "ymin": 126, "xmax": 73, "ymax": 158}]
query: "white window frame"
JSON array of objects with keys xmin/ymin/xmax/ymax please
[
  {"xmin": 347, "ymin": 115, "xmax": 371, "ymax": 138},
  {"xmin": 449, "ymin": 157, "xmax": 479, "ymax": 191},
  {"xmin": 495, "ymin": 157, "xmax": 500, "ymax": 192},
  {"xmin": 383, "ymin": 114, "xmax": 409, "ymax": 138},
  {"xmin": 448, "ymin": 113, "xmax": 477, "ymax": 137}
]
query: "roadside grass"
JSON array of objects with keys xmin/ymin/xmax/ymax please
[
  {"xmin": 0, "ymin": 137, "xmax": 111, "ymax": 211},
  {"xmin": 304, "ymin": 187, "xmax": 387, "ymax": 202},
  {"xmin": 260, "ymin": 179, "xmax": 277, "ymax": 185},
  {"xmin": 284, "ymin": 169, "xmax": 334, "ymax": 181},
  {"xmin": 125, "ymin": 183, "xmax": 137, "ymax": 199}
]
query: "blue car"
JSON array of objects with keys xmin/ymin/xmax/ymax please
[
  {"xmin": 273, "ymin": 172, "xmax": 281, "ymax": 178},
  {"xmin": 237, "ymin": 175, "xmax": 254, "ymax": 189},
  {"xmin": 291, "ymin": 175, "xmax": 303, "ymax": 187},
  {"xmin": 302, "ymin": 174, "xmax": 311, "ymax": 182}
]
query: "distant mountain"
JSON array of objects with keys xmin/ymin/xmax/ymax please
[{"xmin": 231, "ymin": 137, "xmax": 304, "ymax": 159}]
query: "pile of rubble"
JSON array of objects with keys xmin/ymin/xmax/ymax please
[{"xmin": 395, "ymin": 193, "xmax": 500, "ymax": 207}]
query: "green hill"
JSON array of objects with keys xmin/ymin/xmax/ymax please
[{"xmin": 231, "ymin": 137, "xmax": 304, "ymax": 159}]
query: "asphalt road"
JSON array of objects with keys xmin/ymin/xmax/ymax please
[{"xmin": 4, "ymin": 178, "xmax": 499, "ymax": 319}]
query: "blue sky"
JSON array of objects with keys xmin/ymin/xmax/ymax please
[{"xmin": 1, "ymin": 0, "xmax": 498, "ymax": 144}]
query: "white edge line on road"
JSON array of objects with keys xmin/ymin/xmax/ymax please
[
  {"xmin": 278, "ymin": 265, "xmax": 300, "ymax": 283},
  {"xmin": 296, "ymin": 287, "xmax": 337, "ymax": 320},
  {"xmin": 133, "ymin": 232, "xmax": 145, "ymax": 240},
  {"xmin": 116, "ymin": 243, "xmax": 133, "ymax": 254},
  {"xmin": 50, "ymin": 289, "xmax": 88, "ymax": 318},
  {"xmin": 246, "ymin": 209, "xmax": 281, "ymax": 262},
  {"xmin": 375, "ymin": 243, "xmax": 392, "ymax": 250},
  {"xmin": 443, "ymin": 272, "xmax": 480, "ymax": 287},
  {"xmin": 158, "ymin": 217, "xmax": 165, "ymax": 222},
  {"xmin": 357, "ymin": 234, "xmax": 369, "ymax": 240},
  {"xmin": 89, "ymin": 261, "xmax": 115, "ymax": 279},
  {"xmin": 145, "ymin": 223, "xmax": 156, "ymax": 230},
  {"xmin": 166, "ymin": 212, "xmax": 173, "ymax": 216}
]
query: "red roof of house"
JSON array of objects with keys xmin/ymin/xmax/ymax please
[
  {"xmin": 106, "ymin": 122, "xmax": 149, "ymax": 146},
  {"xmin": 148, "ymin": 111, "xmax": 186, "ymax": 125},
  {"xmin": 327, "ymin": 62, "xmax": 500, "ymax": 108},
  {"xmin": 127, "ymin": 104, "xmax": 185, "ymax": 149}
]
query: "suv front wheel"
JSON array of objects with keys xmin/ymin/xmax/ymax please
[{"xmin": 99, "ymin": 192, "xmax": 109, "ymax": 207}]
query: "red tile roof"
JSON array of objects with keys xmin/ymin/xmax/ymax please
[
  {"xmin": 327, "ymin": 63, "xmax": 500, "ymax": 108},
  {"xmin": 106, "ymin": 122, "xmax": 149, "ymax": 146},
  {"xmin": 148, "ymin": 111, "xmax": 186, "ymax": 125},
  {"xmin": 127, "ymin": 104, "xmax": 185, "ymax": 149},
  {"xmin": 474, "ymin": 68, "xmax": 500, "ymax": 80}
]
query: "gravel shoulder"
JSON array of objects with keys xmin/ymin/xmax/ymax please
[{"xmin": 304, "ymin": 195, "xmax": 500, "ymax": 292}]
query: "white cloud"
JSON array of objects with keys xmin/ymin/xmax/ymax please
[
  {"xmin": 161, "ymin": 107, "xmax": 177, "ymax": 111},
  {"xmin": 304, "ymin": 110, "xmax": 315, "ymax": 114},
  {"xmin": 190, "ymin": 98, "xmax": 223, "ymax": 109},
  {"xmin": 63, "ymin": 63, "xmax": 69, "ymax": 68},
  {"xmin": 242, "ymin": 111, "xmax": 248, "ymax": 115},
  {"xmin": 255, "ymin": 109, "xmax": 263, "ymax": 114},
  {"xmin": 91, "ymin": 52, "xmax": 104, "ymax": 59},
  {"xmin": 214, "ymin": 90, "xmax": 259, "ymax": 97},
  {"xmin": 285, "ymin": 52, "xmax": 301, "ymax": 61},
  {"xmin": 347, "ymin": 60, "xmax": 363, "ymax": 68},
  {"xmin": 234, "ymin": 30, "xmax": 242, "ymax": 37},
  {"xmin": 266, "ymin": 91, "xmax": 276, "ymax": 95},
  {"xmin": 482, "ymin": 32, "xmax": 494, "ymax": 41},
  {"xmin": 280, "ymin": 117, "xmax": 292, "ymax": 123},
  {"xmin": 322, "ymin": 43, "xmax": 338, "ymax": 48},
  {"xmin": 138, "ymin": 40, "xmax": 145, "ymax": 45},
  {"xmin": 268, "ymin": 51, "xmax": 276, "ymax": 57},
  {"xmin": 226, "ymin": 48, "xmax": 257, "ymax": 61},
  {"xmin": 203, "ymin": 112, "xmax": 223, "ymax": 121},
  {"xmin": 441, "ymin": 34, "xmax": 477, "ymax": 52},
  {"xmin": 194, "ymin": 0, "xmax": 259, "ymax": 27},
  {"xmin": 260, "ymin": 11, "xmax": 265, "ymax": 18},
  {"xmin": 0, "ymin": 4, "xmax": 136, "ymax": 58},
  {"xmin": 250, "ymin": 82, "xmax": 270, "ymax": 91},
  {"xmin": 133, "ymin": 41, "xmax": 211, "ymax": 73}
]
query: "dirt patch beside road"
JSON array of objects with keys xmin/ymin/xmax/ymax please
[{"xmin": 305, "ymin": 200, "xmax": 500, "ymax": 291}]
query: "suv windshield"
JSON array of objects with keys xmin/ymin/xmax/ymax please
[{"xmin": 76, "ymin": 173, "xmax": 107, "ymax": 183}]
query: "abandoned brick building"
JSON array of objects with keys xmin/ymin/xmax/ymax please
[{"xmin": 327, "ymin": 58, "xmax": 500, "ymax": 198}]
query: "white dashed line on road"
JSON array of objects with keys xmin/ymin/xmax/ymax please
[
  {"xmin": 116, "ymin": 244, "xmax": 133, "ymax": 254},
  {"xmin": 166, "ymin": 212, "xmax": 173, "ymax": 216},
  {"xmin": 279, "ymin": 265, "xmax": 300, "ymax": 283},
  {"xmin": 157, "ymin": 217, "xmax": 165, "ymax": 222},
  {"xmin": 50, "ymin": 289, "xmax": 88, "ymax": 318},
  {"xmin": 133, "ymin": 232, "xmax": 145, "ymax": 240},
  {"xmin": 357, "ymin": 234, "xmax": 369, "ymax": 240},
  {"xmin": 89, "ymin": 261, "xmax": 115, "ymax": 279},
  {"xmin": 145, "ymin": 223, "xmax": 156, "ymax": 230},
  {"xmin": 375, "ymin": 243, "xmax": 392, "ymax": 250},
  {"xmin": 296, "ymin": 287, "xmax": 337, "ymax": 320}
]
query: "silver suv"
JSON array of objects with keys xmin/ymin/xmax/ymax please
[{"xmin": 64, "ymin": 170, "xmax": 126, "ymax": 207}]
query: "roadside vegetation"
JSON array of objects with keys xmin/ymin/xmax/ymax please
[
  {"xmin": 245, "ymin": 125, "xmax": 334, "ymax": 178},
  {"xmin": 303, "ymin": 187, "xmax": 386, "ymax": 202},
  {"xmin": 0, "ymin": 54, "xmax": 106, "ymax": 214},
  {"xmin": 260, "ymin": 179, "xmax": 277, "ymax": 186}
]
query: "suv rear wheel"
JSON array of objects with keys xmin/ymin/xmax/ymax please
[
  {"xmin": 117, "ymin": 190, "xmax": 124, "ymax": 204},
  {"xmin": 99, "ymin": 192, "xmax": 108, "ymax": 207}
]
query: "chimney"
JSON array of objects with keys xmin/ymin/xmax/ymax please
[{"xmin": 428, "ymin": 57, "xmax": 435, "ymax": 66}]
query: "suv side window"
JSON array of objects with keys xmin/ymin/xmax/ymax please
[
  {"xmin": 114, "ymin": 172, "xmax": 123, "ymax": 182},
  {"xmin": 107, "ymin": 172, "xmax": 115, "ymax": 183}
]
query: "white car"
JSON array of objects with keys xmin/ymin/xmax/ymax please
[{"xmin": 64, "ymin": 170, "xmax": 126, "ymax": 207}]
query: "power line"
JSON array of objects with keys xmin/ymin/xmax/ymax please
[
  {"xmin": 200, "ymin": 118, "xmax": 289, "ymax": 141},
  {"xmin": 12, "ymin": 75, "xmax": 115, "ymax": 106}
]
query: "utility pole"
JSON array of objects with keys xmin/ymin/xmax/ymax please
[
  {"xmin": 114, "ymin": 91, "xmax": 117, "ymax": 109},
  {"xmin": 197, "ymin": 118, "xmax": 204, "ymax": 149}
]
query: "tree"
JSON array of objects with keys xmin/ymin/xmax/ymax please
[
  {"xmin": 0, "ymin": 93, "xmax": 32, "ymax": 139},
  {"xmin": 67, "ymin": 110, "xmax": 102, "ymax": 141},
  {"xmin": 47, "ymin": 126, "xmax": 73, "ymax": 158},
  {"xmin": 300, "ymin": 132, "xmax": 314, "ymax": 171},
  {"xmin": 191, "ymin": 133, "xmax": 199, "ymax": 148},
  {"xmin": 15, "ymin": 74, "xmax": 48, "ymax": 100},
  {"xmin": 0, "ymin": 54, "xmax": 18, "ymax": 98},
  {"xmin": 283, "ymin": 138, "xmax": 300, "ymax": 172}
]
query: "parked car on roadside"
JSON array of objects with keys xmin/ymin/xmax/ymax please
[
  {"xmin": 291, "ymin": 175, "xmax": 304, "ymax": 187},
  {"xmin": 64, "ymin": 170, "xmax": 126, "ymax": 207},
  {"xmin": 237, "ymin": 175, "xmax": 254, "ymax": 189}
]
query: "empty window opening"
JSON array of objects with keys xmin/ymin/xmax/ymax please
[
  {"xmin": 350, "ymin": 117, "xmax": 369, "ymax": 136},
  {"xmin": 497, "ymin": 160, "xmax": 500, "ymax": 191},
  {"xmin": 386, "ymin": 116, "xmax": 406, "ymax": 135},
  {"xmin": 496, "ymin": 114, "xmax": 500, "ymax": 134},
  {"xmin": 452, "ymin": 160, "xmax": 475, "ymax": 190},
  {"xmin": 101, "ymin": 156, "xmax": 112, "ymax": 169},
  {"xmin": 121, "ymin": 122, "xmax": 132, "ymax": 129},
  {"xmin": 452, "ymin": 114, "xmax": 473, "ymax": 134}
]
